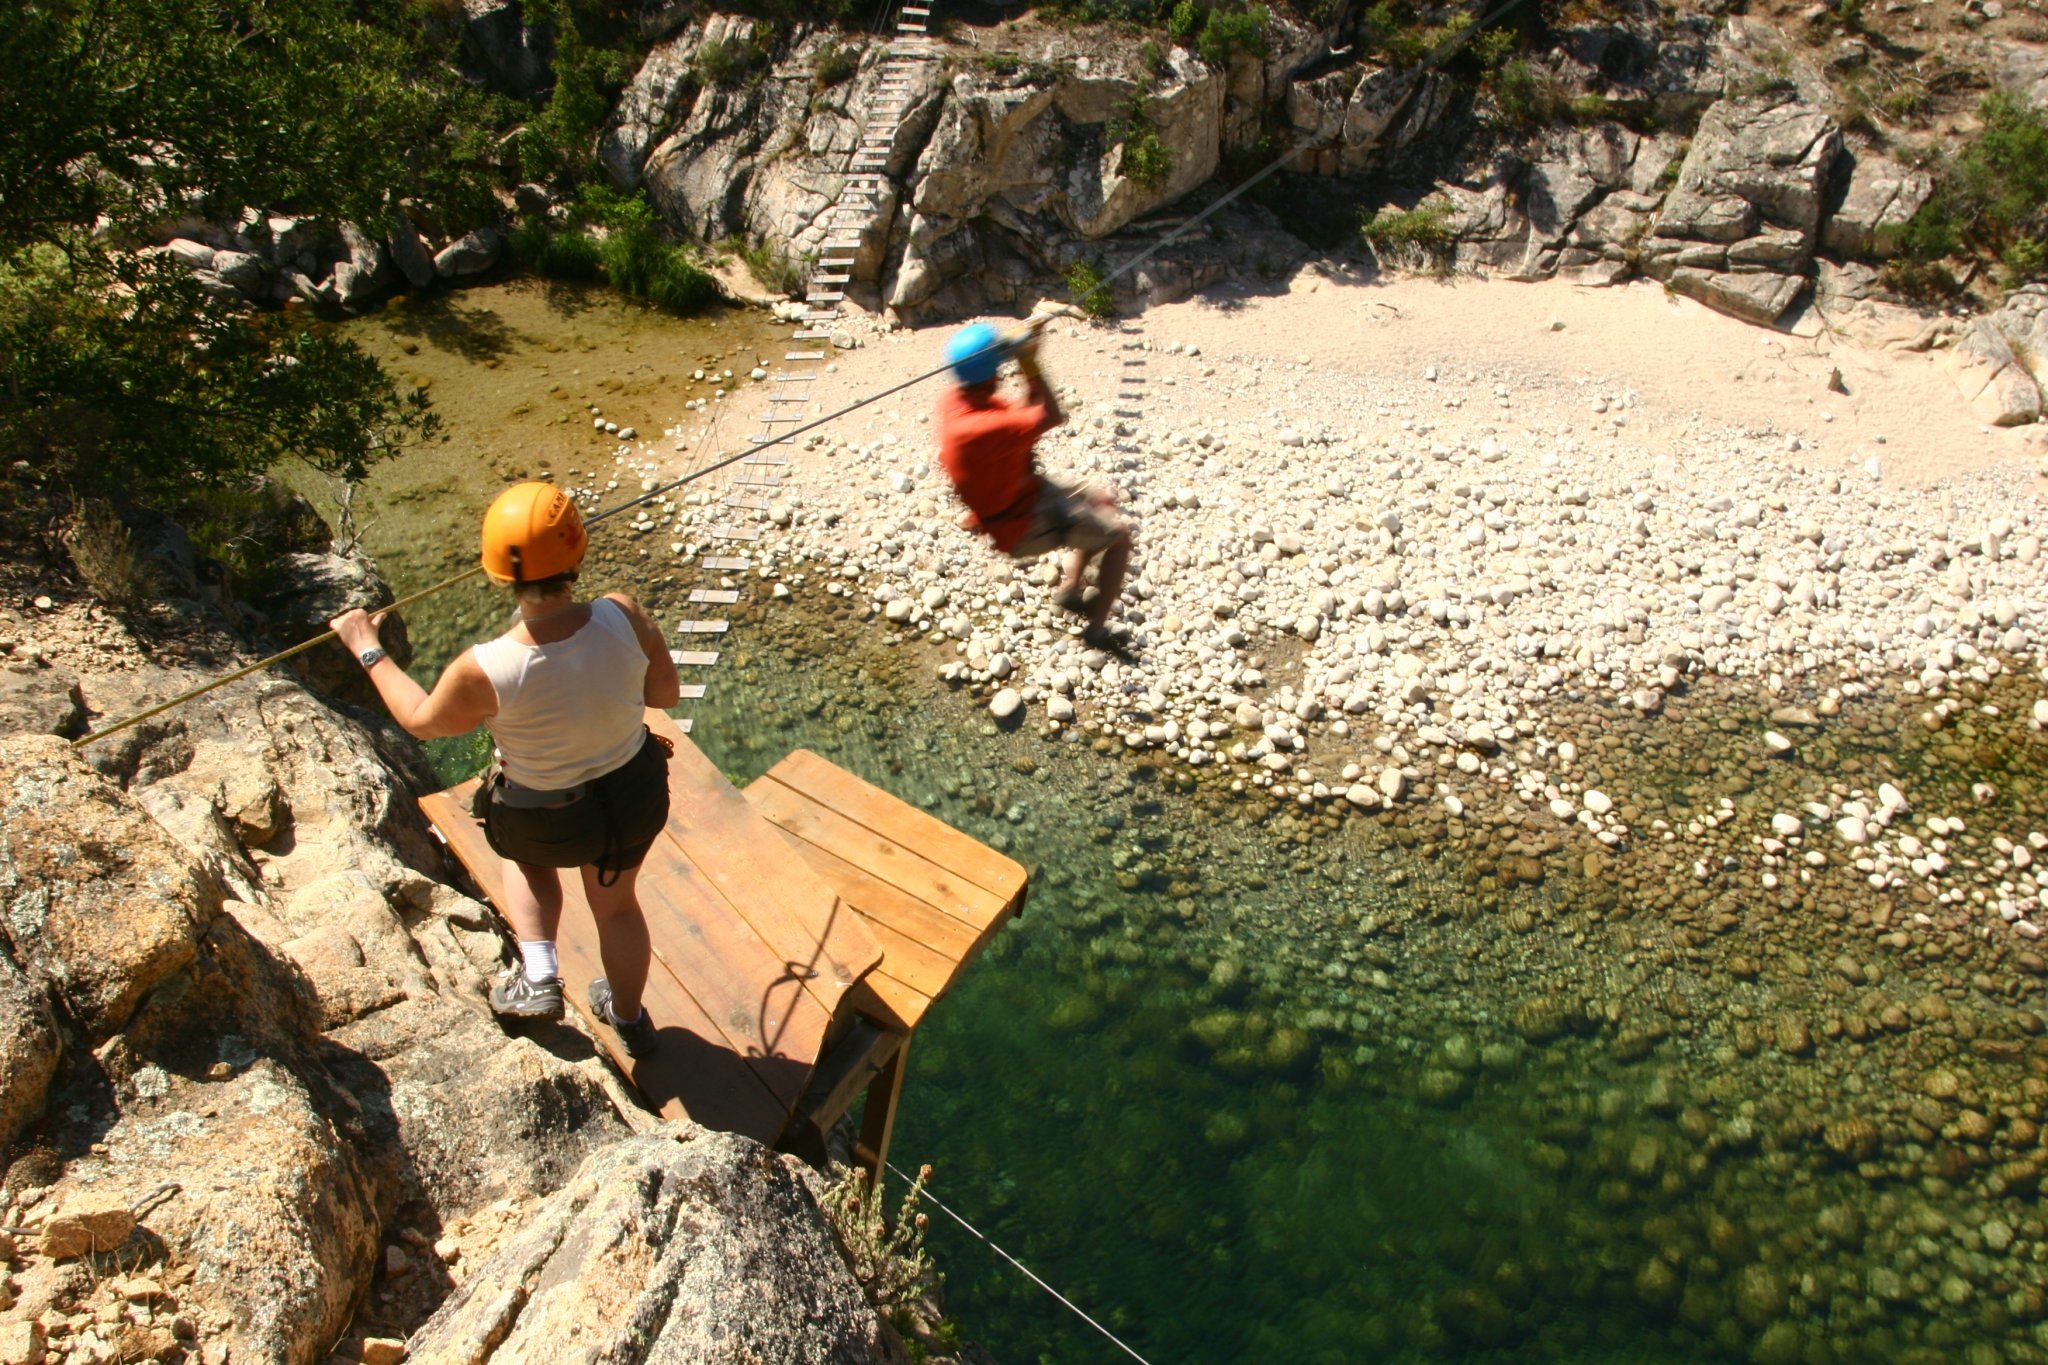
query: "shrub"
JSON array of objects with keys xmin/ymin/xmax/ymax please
[
  {"xmin": 1168, "ymin": 0, "xmax": 1201, "ymax": 41},
  {"xmin": 510, "ymin": 222, "xmax": 606, "ymax": 281},
  {"xmin": 513, "ymin": 189, "xmax": 721, "ymax": 314},
  {"xmin": 820, "ymin": 1165, "xmax": 938, "ymax": 1321},
  {"xmin": 811, "ymin": 41, "xmax": 858, "ymax": 89},
  {"xmin": 694, "ymin": 23, "xmax": 776, "ymax": 88},
  {"xmin": 1491, "ymin": 59, "xmax": 1567, "ymax": 129},
  {"xmin": 646, "ymin": 253, "xmax": 719, "ymax": 312},
  {"xmin": 694, "ymin": 39, "xmax": 739, "ymax": 87},
  {"xmin": 1065, "ymin": 259, "xmax": 1117, "ymax": 317},
  {"xmin": 59, "ymin": 498, "xmax": 144, "ymax": 607},
  {"xmin": 1470, "ymin": 26, "xmax": 1517, "ymax": 72},
  {"xmin": 1898, "ymin": 92, "xmax": 2048, "ymax": 285},
  {"xmin": 1196, "ymin": 5, "xmax": 1269, "ymax": 67},
  {"xmin": 1114, "ymin": 98, "xmax": 1176, "ymax": 187},
  {"xmin": 730, "ymin": 238, "xmax": 805, "ymax": 295},
  {"xmin": 2000, "ymin": 236, "xmax": 2047, "ymax": 289},
  {"xmin": 1363, "ymin": 200, "xmax": 1457, "ymax": 271}
]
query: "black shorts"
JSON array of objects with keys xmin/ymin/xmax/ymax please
[{"xmin": 481, "ymin": 730, "xmax": 671, "ymax": 878}]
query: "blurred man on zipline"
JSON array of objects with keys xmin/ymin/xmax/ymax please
[{"xmin": 935, "ymin": 321, "xmax": 1134, "ymax": 652}]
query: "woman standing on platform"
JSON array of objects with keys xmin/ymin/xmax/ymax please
[{"xmin": 330, "ymin": 481, "xmax": 680, "ymax": 1059}]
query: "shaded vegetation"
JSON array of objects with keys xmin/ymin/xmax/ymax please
[
  {"xmin": 1045, "ymin": 0, "xmax": 1270, "ymax": 65},
  {"xmin": 511, "ymin": 187, "xmax": 720, "ymax": 313},
  {"xmin": 515, "ymin": 0, "xmax": 639, "ymax": 184},
  {"xmin": 0, "ymin": 0, "xmax": 486, "ymax": 508},
  {"xmin": 1897, "ymin": 93, "xmax": 2048, "ymax": 290}
]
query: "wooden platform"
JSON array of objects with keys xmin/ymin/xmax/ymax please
[{"xmin": 418, "ymin": 710, "xmax": 1027, "ymax": 1180}]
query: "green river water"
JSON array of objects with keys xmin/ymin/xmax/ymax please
[{"xmin": 338, "ymin": 283, "xmax": 2048, "ymax": 1364}]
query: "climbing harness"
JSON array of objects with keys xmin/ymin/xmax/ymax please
[
  {"xmin": 886, "ymin": 1160, "xmax": 1154, "ymax": 1365},
  {"xmin": 70, "ymin": 0, "xmax": 1529, "ymax": 753}
]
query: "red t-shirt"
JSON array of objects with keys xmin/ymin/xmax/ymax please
[{"xmin": 936, "ymin": 388, "xmax": 1051, "ymax": 553}]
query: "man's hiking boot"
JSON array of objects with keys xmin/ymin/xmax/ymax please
[
  {"xmin": 1052, "ymin": 586, "xmax": 1091, "ymax": 617},
  {"xmin": 490, "ymin": 968, "xmax": 565, "ymax": 1021},
  {"xmin": 590, "ymin": 978, "xmax": 660, "ymax": 1060}
]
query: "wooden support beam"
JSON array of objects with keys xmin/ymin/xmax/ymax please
[
  {"xmin": 853, "ymin": 1035, "xmax": 911, "ymax": 1191},
  {"xmin": 792, "ymin": 1019, "xmax": 904, "ymax": 1138}
]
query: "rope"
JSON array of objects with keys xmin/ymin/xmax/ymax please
[
  {"xmin": 885, "ymin": 1160, "xmax": 1154, "ymax": 1365},
  {"xmin": 69, "ymin": 0, "xmax": 1529, "ymax": 751}
]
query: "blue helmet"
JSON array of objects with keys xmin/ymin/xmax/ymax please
[{"xmin": 945, "ymin": 323, "xmax": 1005, "ymax": 385}]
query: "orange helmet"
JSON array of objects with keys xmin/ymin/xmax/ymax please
[{"xmin": 481, "ymin": 482, "xmax": 587, "ymax": 584}]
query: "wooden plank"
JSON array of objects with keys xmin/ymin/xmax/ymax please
[
  {"xmin": 765, "ymin": 750, "xmax": 1028, "ymax": 902},
  {"xmin": 624, "ymin": 839, "xmax": 831, "ymax": 1110},
  {"xmin": 756, "ymin": 823, "xmax": 983, "ymax": 959},
  {"xmin": 675, "ymin": 619, "xmax": 730, "ymax": 634},
  {"xmin": 745, "ymin": 777, "xmax": 1010, "ymax": 928},
  {"xmin": 415, "ymin": 788, "xmax": 795, "ymax": 1142},
  {"xmin": 698, "ymin": 557, "xmax": 750, "ymax": 572},
  {"xmin": 671, "ymin": 649, "xmax": 720, "ymax": 666},
  {"xmin": 689, "ymin": 588, "xmax": 739, "ymax": 604},
  {"xmin": 857, "ymin": 912, "xmax": 966, "ymax": 1000},
  {"xmin": 678, "ymin": 684, "xmax": 707, "ymax": 700},
  {"xmin": 849, "ymin": 972, "xmax": 930, "ymax": 1033},
  {"xmin": 550, "ymin": 892, "xmax": 795, "ymax": 1140},
  {"xmin": 647, "ymin": 714, "xmax": 881, "ymax": 1022}
]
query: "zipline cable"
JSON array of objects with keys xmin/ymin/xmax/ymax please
[
  {"xmin": 885, "ymin": 1160, "xmax": 1154, "ymax": 1365},
  {"xmin": 70, "ymin": 0, "xmax": 1526, "ymax": 751}
]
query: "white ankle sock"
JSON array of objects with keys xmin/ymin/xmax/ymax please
[
  {"xmin": 519, "ymin": 939, "xmax": 559, "ymax": 983},
  {"xmin": 605, "ymin": 999, "xmax": 645, "ymax": 1026}
]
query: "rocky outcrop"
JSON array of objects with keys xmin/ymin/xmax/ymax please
[
  {"xmin": 1820, "ymin": 149, "xmax": 1933, "ymax": 261},
  {"xmin": 0, "ymin": 640, "xmax": 624, "ymax": 1359},
  {"xmin": 1943, "ymin": 284, "xmax": 2048, "ymax": 427},
  {"xmin": 0, "ymin": 734, "xmax": 215, "ymax": 1043},
  {"xmin": 599, "ymin": 16, "xmax": 1317, "ymax": 317},
  {"xmin": 0, "ymin": 949, "xmax": 59, "ymax": 1148},
  {"xmin": 0, "ymin": 660, "xmax": 84, "ymax": 739},
  {"xmin": 255, "ymin": 550, "xmax": 416, "ymax": 708},
  {"xmin": 1443, "ymin": 125, "xmax": 1684, "ymax": 285},
  {"xmin": 0, "ymin": 634, "xmax": 930, "ymax": 1356},
  {"xmin": 1638, "ymin": 92, "xmax": 1843, "ymax": 324},
  {"xmin": 406, "ymin": 1128, "xmax": 898, "ymax": 1364}
]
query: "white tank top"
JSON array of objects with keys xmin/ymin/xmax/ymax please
[{"xmin": 472, "ymin": 598, "xmax": 649, "ymax": 791}]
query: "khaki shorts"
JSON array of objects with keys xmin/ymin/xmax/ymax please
[{"xmin": 1008, "ymin": 480, "xmax": 1123, "ymax": 559}]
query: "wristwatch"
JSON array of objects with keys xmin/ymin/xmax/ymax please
[{"xmin": 358, "ymin": 647, "xmax": 387, "ymax": 670}]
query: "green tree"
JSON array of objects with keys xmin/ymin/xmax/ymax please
[{"xmin": 0, "ymin": 0, "xmax": 507, "ymax": 505}]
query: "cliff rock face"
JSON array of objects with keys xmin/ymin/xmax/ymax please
[
  {"xmin": 407, "ymin": 1128, "xmax": 901, "ymax": 1364},
  {"xmin": 1943, "ymin": 284, "xmax": 2048, "ymax": 427},
  {"xmin": 1638, "ymin": 92, "xmax": 1843, "ymax": 324},
  {"xmin": 0, "ymin": 543, "xmax": 920, "ymax": 1361},
  {"xmin": 600, "ymin": 18, "xmax": 1308, "ymax": 317}
]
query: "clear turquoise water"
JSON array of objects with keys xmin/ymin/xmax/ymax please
[{"xmin": 348, "ymin": 287, "xmax": 2048, "ymax": 1365}]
